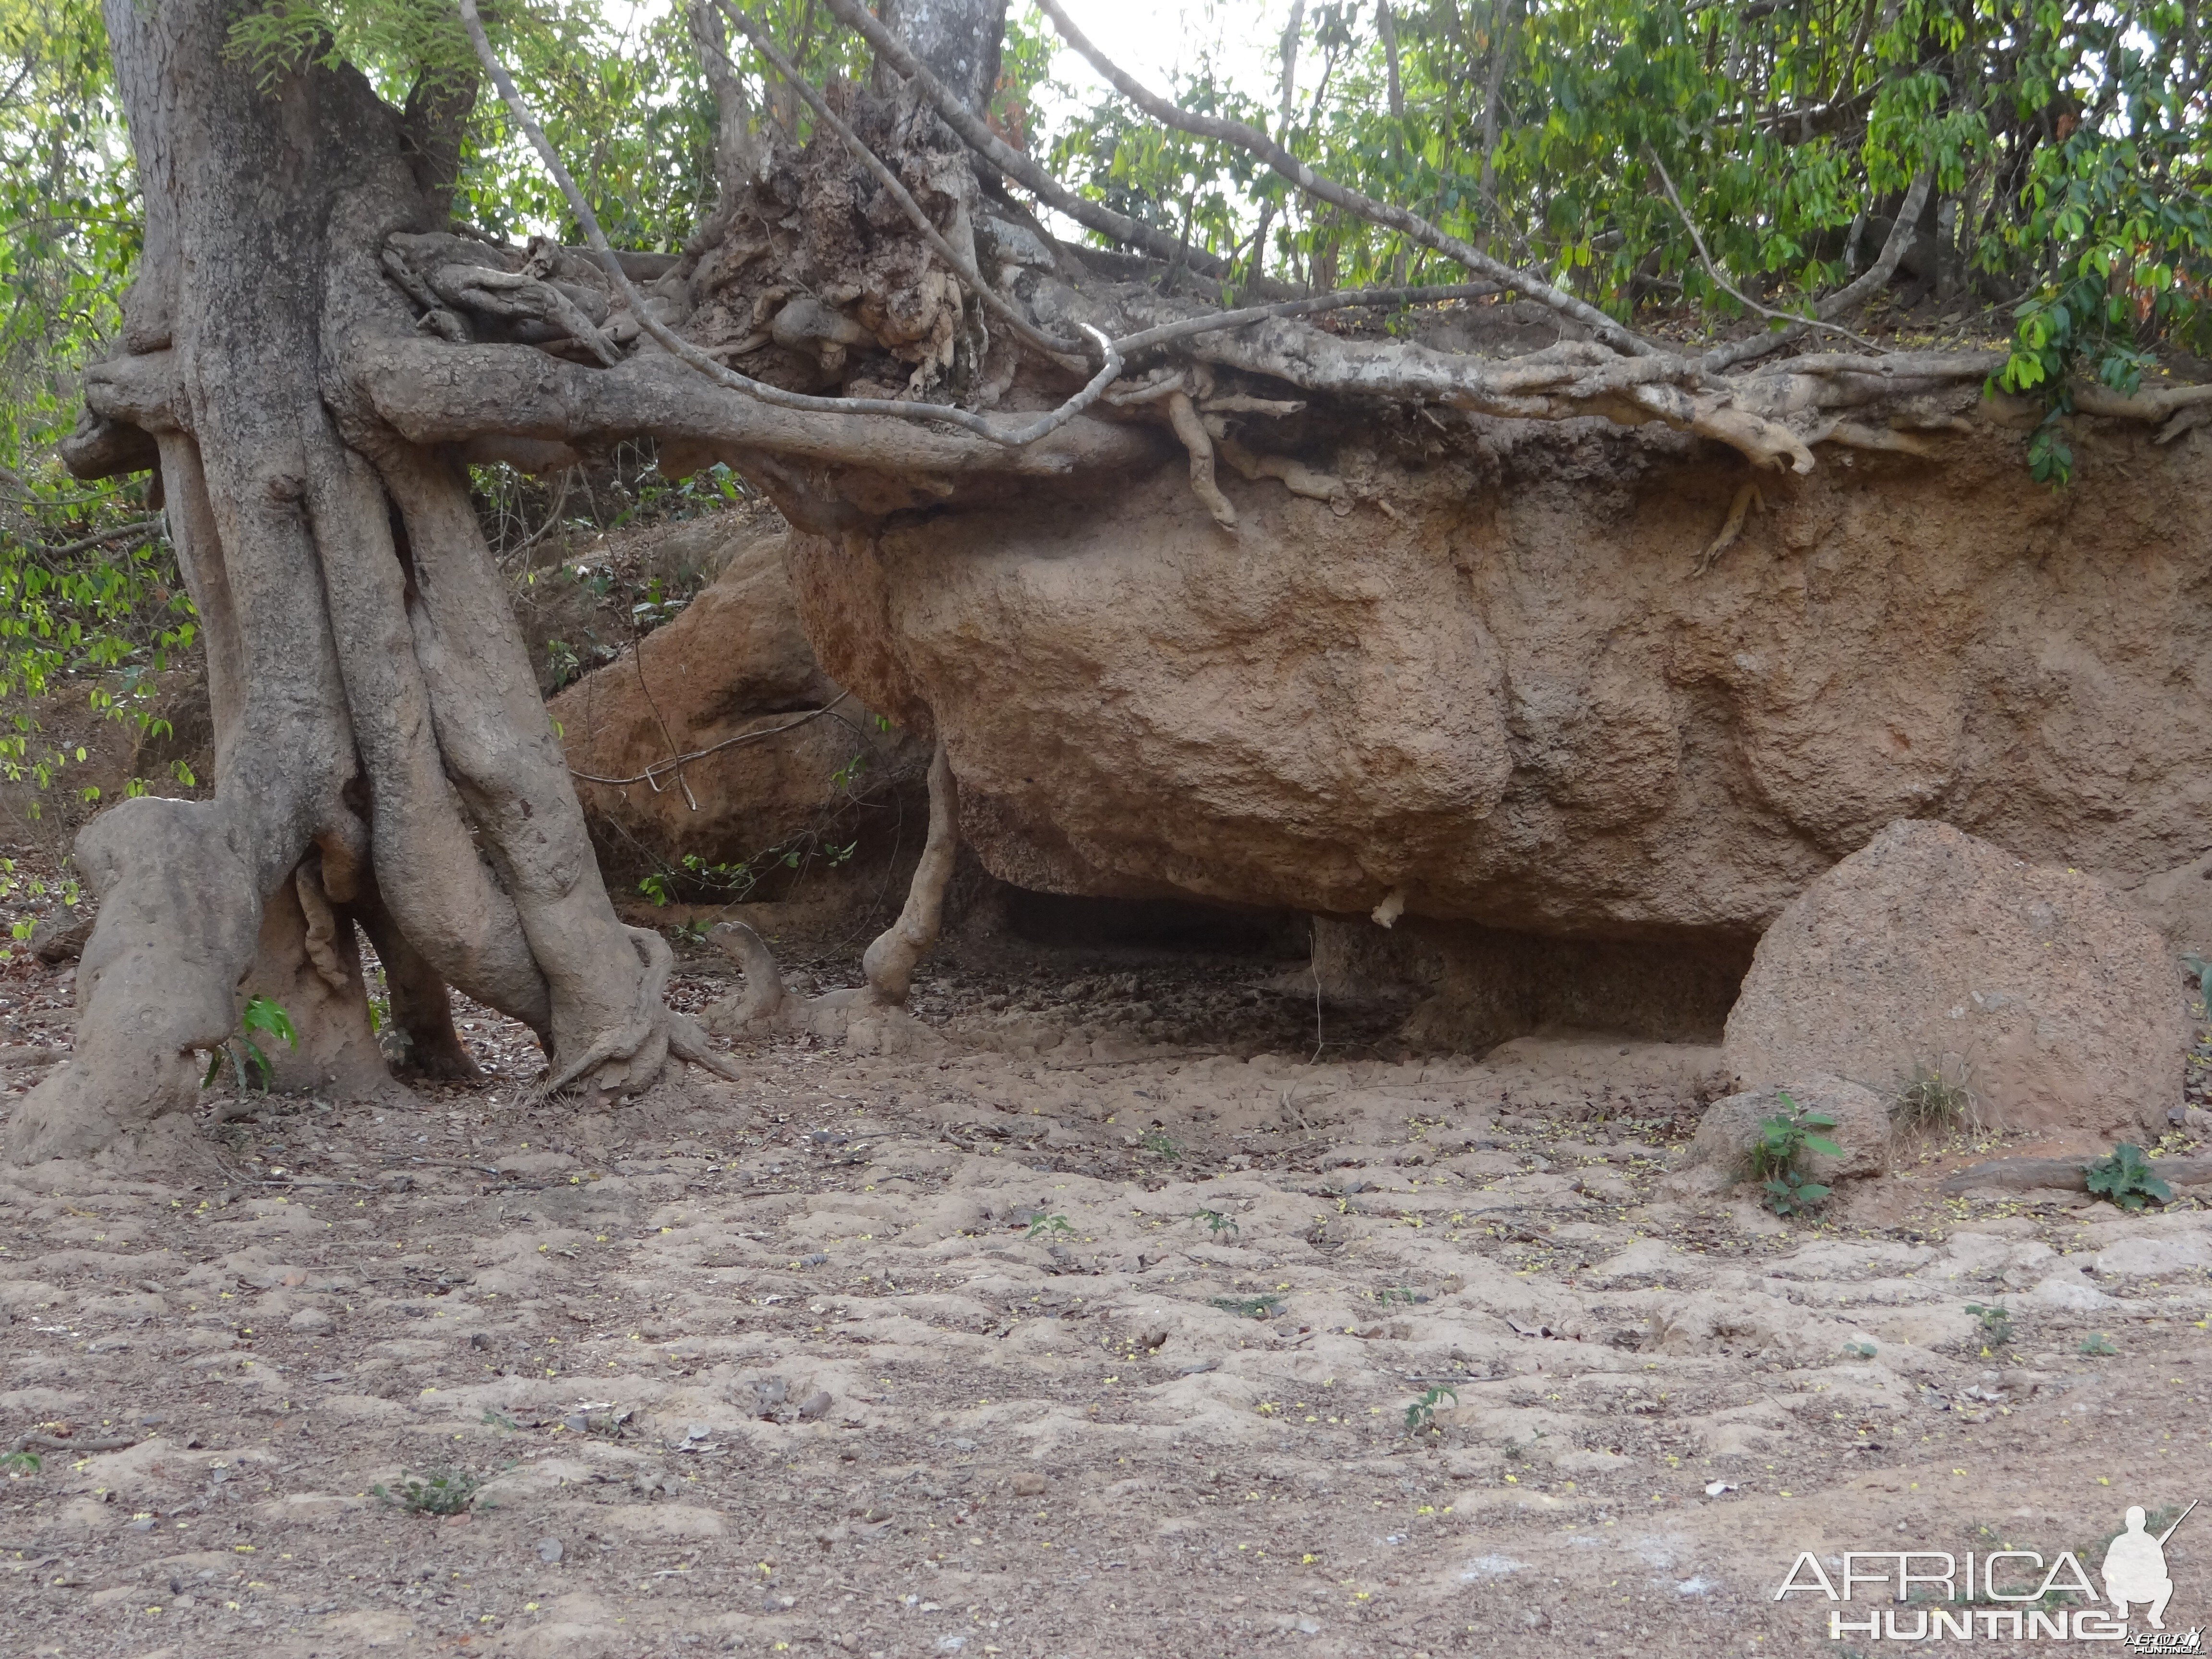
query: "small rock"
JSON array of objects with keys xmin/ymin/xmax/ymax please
[
  {"xmin": 2022, "ymin": 1274, "xmax": 2118, "ymax": 1312},
  {"xmin": 1674, "ymin": 1076, "xmax": 1892, "ymax": 1186},
  {"xmin": 287, "ymin": 1308, "xmax": 335, "ymax": 1335},
  {"xmin": 1009, "ymin": 1470, "xmax": 1047, "ymax": 1496},
  {"xmin": 535, "ymin": 1537, "xmax": 564, "ymax": 1564}
]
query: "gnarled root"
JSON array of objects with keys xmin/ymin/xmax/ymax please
[
  {"xmin": 1214, "ymin": 433, "xmax": 1350, "ymax": 512},
  {"xmin": 1694, "ymin": 482, "xmax": 1765, "ymax": 576},
  {"xmin": 1166, "ymin": 390, "xmax": 1238, "ymax": 531},
  {"xmin": 704, "ymin": 740, "xmax": 958, "ymax": 1056},
  {"xmin": 244, "ymin": 858, "xmax": 388, "ymax": 1095},
  {"xmin": 542, "ymin": 926, "xmax": 738, "ymax": 1099}
]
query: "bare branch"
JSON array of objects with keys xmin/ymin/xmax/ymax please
[
  {"xmin": 27, "ymin": 517, "xmax": 163, "ymax": 559},
  {"xmin": 1702, "ymin": 172, "xmax": 1932, "ymax": 372},
  {"xmin": 713, "ymin": 0, "xmax": 1090, "ymax": 366},
  {"xmin": 1034, "ymin": 0, "xmax": 1658, "ymax": 358},
  {"xmin": 1109, "ymin": 282, "xmax": 1500, "ymax": 356},
  {"xmin": 1647, "ymin": 153, "xmax": 1887, "ymax": 355},
  {"xmin": 816, "ymin": 0, "xmax": 1239, "ymax": 283},
  {"xmin": 457, "ymin": 0, "xmax": 1125, "ymax": 447},
  {"xmin": 568, "ymin": 695, "xmax": 853, "ymax": 789}
]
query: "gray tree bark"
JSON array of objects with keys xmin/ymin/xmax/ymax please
[
  {"xmin": 5, "ymin": 0, "xmax": 725, "ymax": 1165},
  {"xmin": 878, "ymin": 0, "xmax": 1009, "ymax": 110}
]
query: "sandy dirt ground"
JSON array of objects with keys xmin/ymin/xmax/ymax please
[{"xmin": 2, "ymin": 923, "xmax": 2210, "ymax": 1659}]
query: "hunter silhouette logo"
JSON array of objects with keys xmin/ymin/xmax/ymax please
[
  {"xmin": 1776, "ymin": 1498, "xmax": 2201, "ymax": 1645},
  {"xmin": 2107, "ymin": 1502, "xmax": 2195, "ymax": 1631}
]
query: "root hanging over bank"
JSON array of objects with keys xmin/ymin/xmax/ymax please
[{"xmin": 704, "ymin": 739, "xmax": 958, "ymax": 1054}]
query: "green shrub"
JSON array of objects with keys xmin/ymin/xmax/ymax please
[
  {"xmin": 2083, "ymin": 1143, "xmax": 2171, "ymax": 1213},
  {"xmin": 1748, "ymin": 1092, "xmax": 1845, "ymax": 1216}
]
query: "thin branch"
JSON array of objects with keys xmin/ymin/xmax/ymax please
[
  {"xmin": 567, "ymin": 695, "xmax": 852, "ymax": 789},
  {"xmin": 1034, "ymin": 0, "xmax": 1658, "ymax": 358},
  {"xmin": 816, "ymin": 0, "xmax": 1238, "ymax": 283},
  {"xmin": 1702, "ymin": 171, "xmax": 1932, "ymax": 372},
  {"xmin": 1647, "ymin": 153, "xmax": 1887, "ymax": 354},
  {"xmin": 458, "ymin": 0, "xmax": 1123, "ymax": 447},
  {"xmin": 24, "ymin": 517, "xmax": 163, "ymax": 558},
  {"xmin": 713, "ymin": 0, "xmax": 1089, "ymax": 366},
  {"xmin": 1107, "ymin": 281, "xmax": 1500, "ymax": 356}
]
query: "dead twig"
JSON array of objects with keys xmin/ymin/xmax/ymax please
[{"xmin": 566, "ymin": 694, "xmax": 852, "ymax": 789}]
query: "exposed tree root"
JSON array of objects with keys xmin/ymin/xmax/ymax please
[
  {"xmin": 32, "ymin": 0, "xmax": 2212, "ymax": 1171},
  {"xmin": 541, "ymin": 926, "xmax": 737, "ymax": 1099},
  {"xmin": 703, "ymin": 740, "xmax": 958, "ymax": 1056},
  {"xmin": 1214, "ymin": 433, "xmax": 1349, "ymax": 510},
  {"xmin": 1166, "ymin": 391, "xmax": 1238, "ymax": 531},
  {"xmin": 860, "ymin": 740, "xmax": 958, "ymax": 1004},
  {"xmin": 1695, "ymin": 482, "xmax": 1765, "ymax": 576}
]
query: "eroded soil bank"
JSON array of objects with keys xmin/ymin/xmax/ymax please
[{"xmin": 2, "ymin": 922, "xmax": 2207, "ymax": 1658}]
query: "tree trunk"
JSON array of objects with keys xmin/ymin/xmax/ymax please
[
  {"xmin": 6, "ymin": 0, "xmax": 723, "ymax": 1165},
  {"xmin": 877, "ymin": 0, "xmax": 1009, "ymax": 111}
]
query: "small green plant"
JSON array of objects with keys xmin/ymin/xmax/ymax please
[
  {"xmin": 1404, "ymin": 1385, "xmax": 1457, "ymax": 1435},
  {"xmin": 1209, "ymin": 1294, "xmax": 1283, "ymax": 1320},
  {"xmin": 1501, "ymin": 1428, "xmax": 1546, "ymax": 1462},
  {"xmin": 1894, "ymin": 1060, "xmax": 1975, "ymax": 1132},
  {"xmin": 1375, "ymin": 1286, "xmax": 1423, "ymax": 1306},
  {"xmin": 480, "ymin": 1408, "xmax": 521, "ymax": 1432},
  {"xmin": 544, "ymin": 637, "xmax": 582, "ymax": 691},
  {"xmin": 201, "ymin": 994, "xmax": 296, "ymax": 1091},
  {"xmin": 1191, "ymin": 1207, "xmax": 1238, "ymax": 1237},
  {"xmin": 372, "ymin": 1467, "xmax": 482, "ymax": 1515},
  {"xmin": 2078, "ymin": 1332, "xmax": 2121, "ymax": 1357},
  {"xmin": 1963, "ymin": 1301, "xmax": 2014, "ymax": 1350},
  {"xmin": 2184, "ymin": 951, "xmax": 2212, "ymax": 1013},
  {"xmin": 0, "ymin": 1450, "xmax": 40, "ymax": 1475},
  {"xmin": 1025, "ymin": 1214, "xmax": 1073, "ymax": 1239},
  {"xmin": 1139, "ymin": 1129, "xmax": 1179, "ymax": 1162},
  {"xmin": 2084, "ymin": 1143, "xmax": 2172, "ymax": 1212},
  {"xmin": 1748, "ymin": 1092, "xmax": 1844, "ymax": 1216},
  {"xmin": 1843, "ymin": 1340, "xmax": 1878, "ymax": 1360}
]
